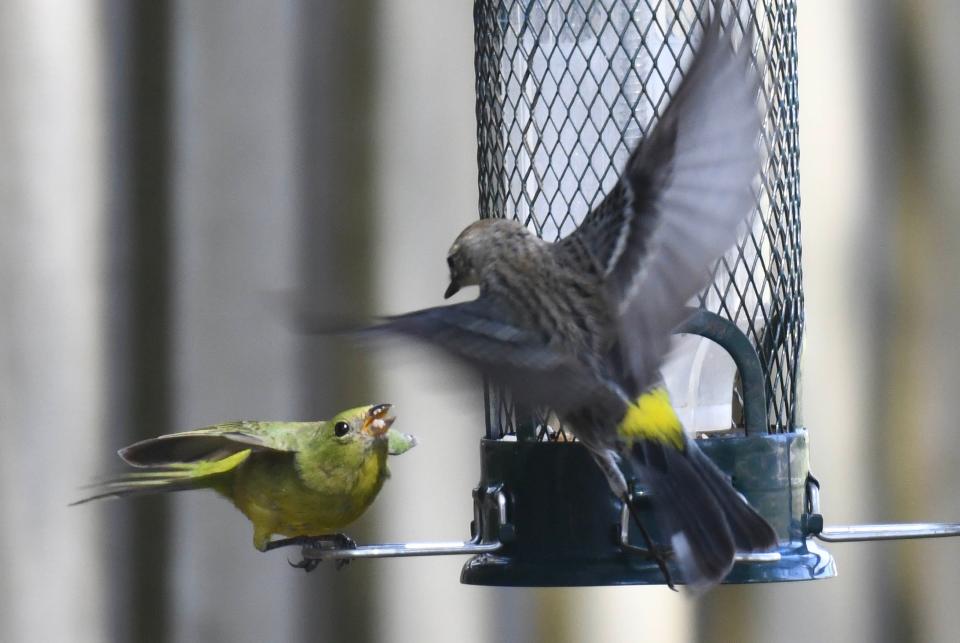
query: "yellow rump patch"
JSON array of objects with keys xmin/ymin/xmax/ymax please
[{"xmin": 617, "ymin": 387, "xmax": 684, "ymax": 449}]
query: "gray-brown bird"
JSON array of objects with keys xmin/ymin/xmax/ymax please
[{"xmin": 361, "ymin": 11, "xmax": 776, "ymax": 590}]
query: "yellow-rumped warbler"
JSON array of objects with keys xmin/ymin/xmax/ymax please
[{"xmin": 367, "ymin": 12, "xmax": 776, "ymax": 590}]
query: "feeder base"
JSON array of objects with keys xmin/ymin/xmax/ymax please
[{"xmin": 460, "ymin": 432, "xmax": 836, "ymax": 587}]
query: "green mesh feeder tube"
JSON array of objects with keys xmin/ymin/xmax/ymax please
[{"xmin": 461, "ymin": 0, "xmax": 834, "ymax": 586}]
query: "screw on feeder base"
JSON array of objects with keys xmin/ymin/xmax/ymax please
[{"xmin": 803, "ymin": 513, "xmax": 825, "ymax": 537}]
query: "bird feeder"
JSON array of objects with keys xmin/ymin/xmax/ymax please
[
  {"xmin": 465, "ymin": 0, "xmax": 819, "ymax": 585},
  {"xmin": 304, "ymin": 0, "xmax": 960, "ymax": 583}
]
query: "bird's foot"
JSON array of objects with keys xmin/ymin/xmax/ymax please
[
  {"xmin": 622, "ymin": 494, "xmax": 677, "ymax": 591},
  {"xmin": 267, "ymin": 533, "xmax": 357, "ymax": 572},
  {"xmin": 644, "ymin": 545, "xmax": 676, "ymax": 590},
  {"xmin": 288, "ymin": 557, "xmax": 321, "ymax": 573}
]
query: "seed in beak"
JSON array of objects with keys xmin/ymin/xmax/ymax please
[
  {"xmin": 366, "ymin": 403, "xmax": 395, "ymax": 436},
  {"xmin": 369, "ymin": 416, "xmax": 396, "ymax": 435}
]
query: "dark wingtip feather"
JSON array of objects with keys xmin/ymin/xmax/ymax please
[
  {"xmin": 70, "ymin": 474, "xmax": 190, "ymax": 506},
  {"xmin": 627, "ymin": 437, "xmax": 777, "ymax": 590},
  {"xmin": 69, "ymin": 487, "xmax": 147, "ymax": 506},
  {"xmin": 628, "ymin": 439, "xmax": 735, "ymax": 587}
]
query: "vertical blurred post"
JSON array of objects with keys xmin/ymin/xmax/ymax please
[
  {"xmin": 166, "ymin": 2, "xmax": 303, "ymax": 641},
  {"xmin": 0, "ymin": 1, "xmax": 108, "ymax": 641},
  {"xmin": 294, "ymin": 1, "xmax": 379, "ymax": 641},
  {"xmin": 369, "ymin": 0, "xmax": 493, "ymax": 639},
  {"xmin": 103, "ymin": 1, "xmax": 175, "ymax": 640},
  {"xmin": 888, "ymin": 2, "xmax": 960, "ymax": 641}
]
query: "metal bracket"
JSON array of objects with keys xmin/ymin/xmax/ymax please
[
  {"xmin": 300, "ymin": 485, "xmax": 507, "ymax": 562},
  {"xmin": 803, "ymin": 473, "xmax": 960, "ymax": 543},
  {"xmin": 618, "ymin": 493, "xmax": 781, "ymax": 563}
]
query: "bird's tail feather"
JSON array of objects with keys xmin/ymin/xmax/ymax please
[
  {"xmin": 685, "ymin": 441, "xmax": 779, "ymax": 552},
  {"xmin": 71, "ymin": 449, "xmax": 252, "ymax": 505},
  {"xmin": 71, "ymin": 468, "xmax": 198, "ymax": 505},
  {"xmin": 626, "ymin": 438, "xmax": 777, "ymax": 591}
]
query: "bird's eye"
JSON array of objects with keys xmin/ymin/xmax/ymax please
[
  {"xmin": 334, "ymin": 421, "xmax": 350, "ymax": 437},
  {"xmin": 446, "ymin": 256, "xmax": 454, "ymax": 269}
]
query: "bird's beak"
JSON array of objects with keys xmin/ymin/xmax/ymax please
[
  {"xmin": 444, "ymin": 280, "xmax": 461, "ymax": 299},
  {"xmin": 363, "ymin": 403, "xmax": 395, "ymax": 437}
]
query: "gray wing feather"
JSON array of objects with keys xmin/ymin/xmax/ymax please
[
  {"xmin": 615, "ymin": 19, "xmax": 762, "ymax": 391},
  {"xmin": 119, "ymin": 423, "xmax": 293, "ymax": 467},
  {"xmin": 369, "ymin": 297, "xmax": 619, "ymax": 414}
]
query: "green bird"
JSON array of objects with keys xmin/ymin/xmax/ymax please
[
  {"xmin": 355, "ymin": 13, "xmax": 776, "ymax": 590},
  {"xmin": 75, "ymin": 404, "xmax": 416, "ymax": 567}
]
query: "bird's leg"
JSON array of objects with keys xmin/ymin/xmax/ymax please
[
  {"xmin": 588, "ymin": 449, "xmax": 676, "ymax": 588},
  {"xmin": 622, "ymin": 493, "xmax": 677, "ymax": 591},
  {"xmin": 266, "ymin": 533, "xmax": 357, "ymax": 572},
  {"xmin": 265, "ymin": 533, "xmax": 357, "ymax": 551},
  {"xmin": 265, "ymin": 535, "xmax": 316, "ymax": 551}
]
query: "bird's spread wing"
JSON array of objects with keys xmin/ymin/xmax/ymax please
[
  {"xmin": 368, "ymin": 297, "xmax": 612, "ymax": 414},
  {"xmin": 562, "ymin": 15, "xmax": 761, "ymax": 391},
  {"xmin": 619, "ymin": 18, "xmax": 761, "ymax": 390},
  {"xmin": 119, "ymin": 422, "xmax": 295, "ymax": 467}
]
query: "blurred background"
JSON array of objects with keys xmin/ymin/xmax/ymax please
[{"xmin": 2, "ymin": 1, "xmax": 959, "ymax": 641}]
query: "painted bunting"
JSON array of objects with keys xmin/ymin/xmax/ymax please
[{"xmin": 75, "ymin": 404, "xmax": 416, "ymax": 568}]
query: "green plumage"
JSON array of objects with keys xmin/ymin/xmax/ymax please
[{"xmin": 75, "ymin": 404, "xmax": 416, "ymax": 551}]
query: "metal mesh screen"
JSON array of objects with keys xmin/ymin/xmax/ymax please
[{"xmin": 474, "ymin": 0, "xmax": 802, "ymax": 438}]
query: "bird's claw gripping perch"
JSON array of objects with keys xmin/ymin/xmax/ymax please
[
  {"xmin": 644, "ymin": 545, "xmax": 676, "ymax": 592},
  {"xmin": 288, "ymin": 557, "xmax": 321, "ymax": 573},
  {"xmin": 622, "ymin": 494, "xmax": 677, "ymax": 590},
  {"xmin": 267, "ymin": 533, "xmax": 358, "ymax": 572}
]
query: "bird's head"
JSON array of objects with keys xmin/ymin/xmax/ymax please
[
  {"xmin": 444, "ymin": 218, "xmax": 533, "ymax": 298},
  {"xmin": 327, "ymin": 403, "xmax": 396, "ymax": 445},
  {"xmin": 301, "ymin": 404, "xmax": 415, "ymax": 477}
]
